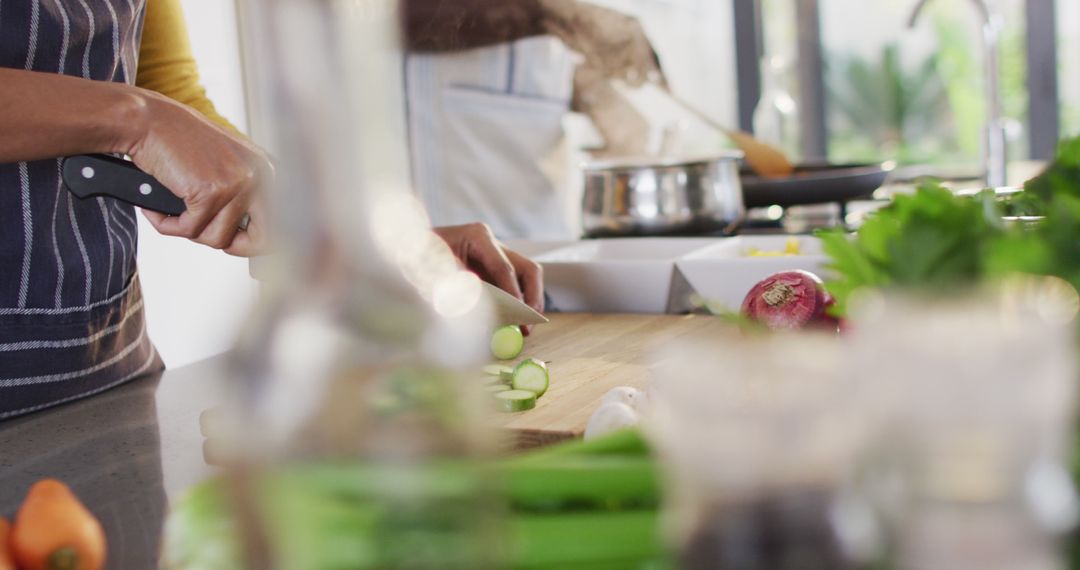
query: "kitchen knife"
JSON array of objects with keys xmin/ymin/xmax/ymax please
[
  {"xmin": 253, "ymin": 255, "xmax": 548, "ymax": 326},
  {"xmin": 254, "ymin": 253, "xmax": 548, "ymax": 325},
  {"xmin": 61, "ymin": 154, "xmax": 186, "ymax": 215},
  {"xmin": 483, "ymin": 281, "xmax": 549, "ymax": 326}
]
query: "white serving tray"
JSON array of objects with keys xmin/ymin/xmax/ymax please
[{"xmin": 535, "ymin": 238, "xmax": 719, "ymax": 314}]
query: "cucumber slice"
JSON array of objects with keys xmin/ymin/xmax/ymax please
[
  {"xmin": 487, "ymin": 384, "xmax": 512, "ymax": 394},
  {"xmin": 490, "ymin": 325, "xmax": 524, "ymax": 360},
  {"xmin": 482, "ymin": 364, "xmax": 515, "ymax": 381},
  {"xmin": 512, "ymin": 358, "xmax": 549, "ymax": 398},
  {"xmin": 495, "ymin": 389, "xmax": 537, "ymax": 413}
]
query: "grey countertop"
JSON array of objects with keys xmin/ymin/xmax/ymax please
[{"xmin": 0, "ymin": 355, "xmax": 229, "ymax": 569}]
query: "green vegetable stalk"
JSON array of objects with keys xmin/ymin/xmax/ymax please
[{"xmin": 162, "ymin": 429, "xmax": 668, "ymax": 569}]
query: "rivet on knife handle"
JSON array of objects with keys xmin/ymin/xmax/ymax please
[{"xmin": 62, "ymin": 154, "xmax": 187, "ymax": 216}]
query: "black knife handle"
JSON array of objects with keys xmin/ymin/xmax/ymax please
[{"xmin": 62, "ymin": 154, "xmax": 186, "ymax": 216}]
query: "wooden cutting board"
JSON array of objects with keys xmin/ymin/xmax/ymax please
[{"xmin": 493, "ymin": 313, "xmax": 723, "ymax": 448}]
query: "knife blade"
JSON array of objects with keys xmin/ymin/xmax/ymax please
[
  {"xmin": 483, "ymin": 281, "xmax": 549, "ymax": 326},
  {"xmin": 254, "ymin": 256, "xmax": 547, "ymax": 325},
  {"xmin": 256, "ymin": 256, "xmax": 547, "ymax": 325},
  {"xmin": 62, "ymin": 154, "xmax": 186, "ymax": 215}
]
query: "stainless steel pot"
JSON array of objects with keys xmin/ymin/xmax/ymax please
[{"xmin": 580, "ymin": 152, "xmax": 746, "ymax": 238}]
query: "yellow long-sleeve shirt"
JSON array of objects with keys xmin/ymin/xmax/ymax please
[{"xmin": 136, "ymin": 0, "xmax": 238, "ymax": 133}]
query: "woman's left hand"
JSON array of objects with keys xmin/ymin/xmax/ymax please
[{"xmin": 433, "ymin": 223, "xmax": 544, "ymax": 332}]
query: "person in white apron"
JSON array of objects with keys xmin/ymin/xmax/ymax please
[{"xmin": 403, "ymin": 0, "xmax": 664, "ymax": 241}]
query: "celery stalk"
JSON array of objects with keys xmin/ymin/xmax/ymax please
[
  {"xmin": 502, "ymin": 456, "xmax": 660, "ymax": 509},
  {"xmin": 507, "ymin": 509, "xmax": 666, "ymax": 568}
]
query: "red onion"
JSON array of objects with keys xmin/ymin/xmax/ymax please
[{"xmin": 741, "ymin": 270, "xmax": 837, "ymax": 332}]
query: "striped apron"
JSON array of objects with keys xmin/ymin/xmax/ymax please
[{"xmin": 0, "ymin": 0, "xmax": 163, "ymax": 420}]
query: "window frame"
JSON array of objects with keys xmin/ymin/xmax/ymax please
[{"xmin": 734, "ymin": 0, "xmax": 1062, "ymax": 163}]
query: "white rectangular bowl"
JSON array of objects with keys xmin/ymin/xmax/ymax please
[
  {"xmin": 536, "ymin": 238, "xmax": 719, "ymax": 314},
  {"xmin": 675, "ymin": 236, "xmax": 831, "ymax": 312}
]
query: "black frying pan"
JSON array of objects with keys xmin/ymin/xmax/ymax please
[{"xmin": 741, "ymin": 163, "xmax": 894, "ymax": 209}]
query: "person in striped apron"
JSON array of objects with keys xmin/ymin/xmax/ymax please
[
  {"xmin": 0, "ymin": 0, "xmax": 544, "ymax": 420},
  {"xmin": 0, "ymin": 0, "xmax": 268, "ymax": 420}
]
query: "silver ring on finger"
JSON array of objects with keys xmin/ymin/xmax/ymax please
[{"xmin": 238, "ymin": 213, "xmax": 251, "ymax": 232}]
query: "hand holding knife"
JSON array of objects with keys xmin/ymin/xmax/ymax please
[{"xmin": 61, "ymin": 154, "xmax": 251, "ymax": 231}]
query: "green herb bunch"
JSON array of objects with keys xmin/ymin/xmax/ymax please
[
  {"xmin": 818, "ymin": 136, "xmax": 1080, "ymax": 315},
  {"xmin": 818, "ymin": 184, "xmax": 1004, "ymax": 315},
  {"xmin": 986, "ymin": 137, "xmax": 1080, "ymax": 289}
]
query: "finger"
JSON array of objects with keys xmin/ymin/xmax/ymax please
[
  {"xmin": 224, "ymin": 202, "xmax": 267, "ymax": 257},
  {"xmin": 507, "ymin": 249, "xmax": 544, "ymax": 314},
  {"xmin": 223, "ymin": 227, "xmax": 258, "ymax": 257},
  {"xmin": 511, "ymin": 253, "xmax": 544, "ymax": 338},
  {"xmin": 243, "ymin": 200, "xmax": 268, "ymax": 247},
  {"xmin": 195, "ymin": 192, "xmax": 252, "ymax": 250},
  {"xmin": 146, "ymin": 202, "xmax": 219, "ymax": 240},
  {"xmin": 142, "ymin": 209, "xmax": 203, "ymax": 240},
  {"xmin": 466, "ymin": 231, "xmax": 525, "ymax": 303},
  {"xmin": 474, "ymin": 248, "xmax": 524, "ymax": 302},
  {"xmin": 141, "ymin": 209, "xmax": 168, "ymax": 228}
]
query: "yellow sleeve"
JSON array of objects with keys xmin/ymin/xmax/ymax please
[{"xmin": 136, "ymin": 0, "xmax": 240, "ymax": 134}]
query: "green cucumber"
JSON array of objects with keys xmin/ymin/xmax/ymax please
[
  {"xmin": 490, "ymin": 325, "xmax": 524, "ymax": 360},
  {"xmin": 486, "ymin": 384, "xmax": 512, "ymax": 394},
  {"xmin": 494, "ymin": 389, "xmax": 537, "ymax": 413},
  {"xmin": 482, "ymin": 364, "xmax": 515, "ymax": 381},
  {"xmin": 512, "ymin": 358, "xmax": 549, "ymax": 397}
]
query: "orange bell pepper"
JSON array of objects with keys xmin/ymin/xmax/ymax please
[{"xmin": 11, "ymin": 479, "xmax": 106, "ymax": 570}]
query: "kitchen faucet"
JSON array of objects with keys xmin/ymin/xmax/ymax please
[{"xmin": 909, "ymin": 0, "xmax": 1007, "ymax": 188}]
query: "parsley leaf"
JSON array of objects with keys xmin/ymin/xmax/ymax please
[{"xmin": 818, "ymin": 183, "xmax": 1003, "ymax": 314}]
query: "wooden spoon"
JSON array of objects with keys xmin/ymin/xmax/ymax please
[{"xmin": 663, "ymin": 90, "xmax": 796, "ymax": 178}]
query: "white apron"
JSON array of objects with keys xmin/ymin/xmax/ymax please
[{"xmin": 405, "ymin": 37, "xmax": 578, "ymax": 240}]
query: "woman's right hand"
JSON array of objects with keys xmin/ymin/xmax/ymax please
[{"xmin": 124, "ymin": 90, "xmax": 270, "ymax": 257}]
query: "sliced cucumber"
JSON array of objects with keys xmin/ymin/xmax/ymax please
[
  {"xmin": 482, "ymin": 364, "xmax": 515, "ymax": 381},
  {"xmin": 495, "ymin": 389, "xmax": 537, "ymax": 413},
  {"xmin": 512, "ymin": 358, "xmax": 550, "ymax": 398},
  {"xmin": 487, "ymin": 384, "xmax": 512, "ymax": 394},
  {"xmin": 491, "ymin": 325, "xmax": 524, "ymax": 361}
]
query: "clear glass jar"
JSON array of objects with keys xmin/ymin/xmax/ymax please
[
  {"xmin": 212, "ymin": 0, "xmax": 503, "ymax": 567},
  {"xmin": 846, "ymin": 279, "xmax": 1080, "ymax": 570},
  {"xmin": 649, "ymin": 332, "xmax": 875, "ymax": 569}
]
